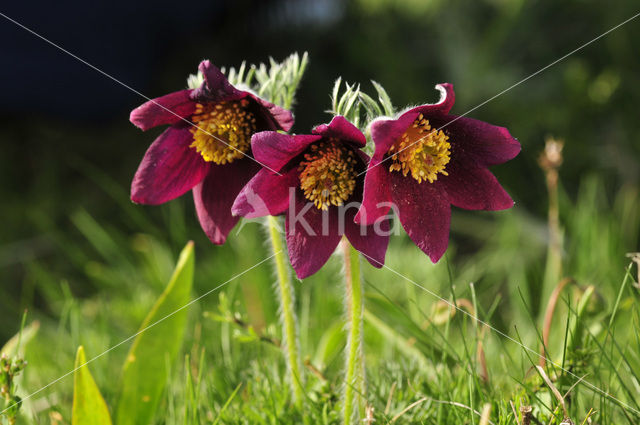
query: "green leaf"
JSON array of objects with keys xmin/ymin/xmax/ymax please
[
  {"xmin": 567, "ymin": 285, "xmax": 596, "ymax": 352},
  {"xmin": 226, "ymin": 52, "xmax": 308, "ymax": 109},
  {"xmin": 331, "ymin": 77, "xmax": 342, "ymax": 113},
  {"xmin": 363, "ymin": 309, "xmax": 430, "ymax": 370},
  {"xmin": 1, "ymin": 320, "xmax": 40, "ymax": 358},
  {"xmin": 312, "ymin": 320, "xmax": 344, "ymax": 368},
  {"xmin": 336, "ymin": 83, "xmax": 354, "ymax": 116},
  {"xmin": 72, "ymin": 346, "xmax": 113, "ymax": 425},
  {"xmin": 358, "ymin": 91, "xmax": 383, "ymax": 119},
  {"xmin": 343, "ymin": 85, "xmax": 361, "ymax": 119},
  {"xmin": 371, "ymin": 80, "xmax": 395, "ymax": 116},
  {"xmin": 364, "ymin": 291, "xmax": 455, "ymax": 366},
  {"xmin": 115, "ymin": 241, "xmax": 195, "ymax": 425},
  {"xmin": 236, "ymin": 61, "xmax": 247, "ymax": 85}
]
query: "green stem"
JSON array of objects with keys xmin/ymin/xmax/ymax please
[
  {"xmin": 542, "ymin": 167, "xmax": 563, "ymax": 303},
  {"xmin": 266, "ymin": 216, "xmax": 304, "ymax": 405},
  {"xmin": 342, "ymin": 239, "xmax": 365, "ymax": 425}
]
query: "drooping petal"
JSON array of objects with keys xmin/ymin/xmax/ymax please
[
  {"xmin": 369, "ymin": 111, "xmax": 420, "ymax": 159},
  {"xmin": 355, "ymin": 162, "xmax": 393, "ymax": 226},
  {"xmin": 405, "ymin": 83, "xmax": 456, "ymax": 117},
  {"xmin": 438, "ymin": 163, "xmax": 514, "ymax": 211},
  {"xmin": 232, "ymin": 167, "xmax": 299, "ymax": 218},
  {"xmin": 444, "ymin": 116, "xmax": 521, "ymax": 167},
  {"xmin": 131, "ymin": 126, "xmax": 209, "ymax": 205},
  {"xmin": 285, "ymin": 196, "xmax": 341, "ymax": 279},
  {"xmin": 249, "ymin": 95, "xmax": 295, "ymax": 132},
  {"xmin": 193, "ymin": 159, "xmax": 260, "ymax": 244},
  {"xmin": 251, "ymin": 132, "xmax": 322, "ymax": 172},
  {"xmin": 344, "ymin": 207, "xmax": 389, "ymax": 268},
  {"xmin": 195, "ymin": 60, "xmax": 243, "ymax": 102},
  {"xmin": 313, "ymin": 115, "xmax": 366, "ymax": 147},
  {"xmin": 130, "ymin": 90, "xmax": 196, "ymax": 131},
  {"xmin": 390, "ymin": 173, "xmax": 451, "ymax": 263}
]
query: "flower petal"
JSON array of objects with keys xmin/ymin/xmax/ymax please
[
  {"xmin": 370, "ymin": 111, "xmax": 420, "ymax": 160},
  {"xmin": 193, "ymin": 159, "xmax": 260, "ymax": 244},
  {"xmin": 438, "ymin": 163, "xmax": 514, "ymax": 211},
  {"xmin": 390, "ymin": 173, "xmax": 451, "ymax": 263},
  {"xmin": 131, "ymin": 126, "xmax": 209, "ymax": 205},
  {"xmin": 249, "ymin": 94, "xmax": 295, "ymax": 132},
  {"xmin": 344, "ymin": 207, "xmax": 389, "ymax": 268},
  {"xmin": 355, "ymin": 162, "xmax": 392, "ymax": 226},
  {"xmin": 232, "ymin": 167, "xmax": 299, "ymax": 218},
  {"xmin": 251, "ymin": 131, "xmax": 322, "ymax": 172},
  {"xmin": 445, "ymin": 116, "xmax": 521, "ymax": 167},
  {"xmin": 405, "ymin": 83, "xmax": 456, "ymax": 117},
  {"xmin": 368, "ymin": 84, "xmax": 454, "ymax": 160},
  {"xmin": 192, "ymin": 61, "xmax": 294, "ymax": 132},
  {"xmin": 196, "ymin": 60, "xmax": 243, "ymax": 101},
  {"xmin": 130, "ymin": 89, "xmax": 196, "ymax": 131},
  {"xmin": 285, "ymin": 197, "xmax": 341, "ymax": 279},
  {"xmin": 313, "ymin": 116, "xmax": 366, "ymax": 147}
]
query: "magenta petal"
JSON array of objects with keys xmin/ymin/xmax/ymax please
[
  {"xmin": 447, "ymin": 116, "xmax": 521, "ymax": 167},
  {"xmin": 370, "ymin": 112, "xmax": 419, "ymax": 159},
  {"xmin": 285, "ymin": 198, "xmax": 341, "ymax": 279},
  {"xmin": 314, "ymin": 116, "xmax": 366, "ymax": 147},
  {"xmin": 131, "ymin": 127, "xmax": 209, "ymax": 205},
  {"xmin": 438, "ymin": 164, "xmax": 514, "ymax": 211},
  {"xmin": 130, "ymin": 89, "xmax": 196, "ymax": 131},
  {"xmin": 405, "ymin": 83, "xmax": 456, "ymax": 117},
  {"xmin": 252, "ymin": 132, "xmax": 322, "ymax": 172},
  {"xmin": 197, "ymin": 60, "xmax": 242, "ymax": 101},
  {"xmin": 355, "ymin": 162, "xmax": 392, "ymax": 226},
  {"xmin": 193, "ymin": 159, "xmax": 260, "ymax": 244},
  {"xmin": 232, "ymin": 168, "xmax": 299, "ymax": 218},
  {"xmin": 344, "ymin": 208, "xmax": 389, "ymax": 268},
  {"xmin": 390, "ymin": 173, "xmax": 451, "ymax": 263},
  {"xmin": 250, "ymin": 95, "xmax": 295, "ymax": 132}
]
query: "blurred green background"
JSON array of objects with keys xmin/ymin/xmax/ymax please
[
  {"xmin": 2, "ymin": 0, "xmax": 638, "ymax": 330},
  {"xmin": 1, "ymin": 0, "xmax": 639, "ymax": 423}
]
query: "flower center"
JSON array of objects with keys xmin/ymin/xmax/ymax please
[
  {"xmin": 189, "ymin": 100, "xmax": 257, "ymax": 164},
  {"xmin": 387, "ymin": 113, "xmax": 451, "ymax": 183},
  {"xmin": 298, "ymin": 140, "xmax": 358, "ymax": 210}
]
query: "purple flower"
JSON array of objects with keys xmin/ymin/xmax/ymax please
[
  {"xmin": 129, "ymin": 60, "xmax": 293, "ymax": 244},
  {"xmin": 232, "ymin": 116, "xmax": 389, "ymax": 279},
  {"xmin": 356, "ymin": 84, "xmax": 520, "ymax": 262}
]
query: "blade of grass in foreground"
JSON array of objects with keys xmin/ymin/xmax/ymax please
[
  {"xmin": 72, "ymin": 346, "xmax": 113, "ymax": 425},
  {"xmin": 115, "ymin": 241, "xmax": 195, "ymax": 425},
  {"xmin": 1, "ymin": 320, "xmax": 40, "ymax": 358}
]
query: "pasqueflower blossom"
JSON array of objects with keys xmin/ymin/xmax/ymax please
[
  {"xmin": 129, "ymin": 60, "xmax": 293, "ymax": 243},
  {"xmin": 355, "ymin": 84, "xmax": 520, "ymax": 262},
  {"xmin": 232, "ymin": 116, "xmax": 389, "ymax": 278}
]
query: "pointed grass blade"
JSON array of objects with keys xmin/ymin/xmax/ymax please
[
  {"xmin": 72, "ymin": 346, "xmax": 113, "ymax": 425},
  {"xmin": 116, "ymin": 241, "xmax": 195, "ymax": 425}
]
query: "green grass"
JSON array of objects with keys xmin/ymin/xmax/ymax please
[{"xmin": 1, "ymin": 166, "xmax": 639, "ymax": 424}]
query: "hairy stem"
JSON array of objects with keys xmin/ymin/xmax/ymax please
[
  {"xmin": 267, "ymin": 216, "xmax": 304, "ymax": 405},
  {"xmin": 342, "ymin": 239, "xmax": 365, "ymax": 424}
]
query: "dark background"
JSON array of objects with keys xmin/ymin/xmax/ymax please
[{"xmin": 1, "ymin": 0, "xmax": 639, "ymax": 337}]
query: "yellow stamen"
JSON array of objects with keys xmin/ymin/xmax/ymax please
[
  {"xmin": 298, "ymin": 139, "xmax": 358, "ymax": 210},
  {"xmin": 387, "ymin": 113, "xmax": 451, "ymax": 183},
  {"xmin": 189, "ymin": 99, "xmax": 256, "ymax": 164}
]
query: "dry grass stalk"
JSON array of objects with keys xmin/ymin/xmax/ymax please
[
  {"xmin": 536, "ymin": 365, "xmax": 569, "ymax": 420},
  {"xmin": 540, "ymin": 277, "xmax": 576, "ymax": 367}
]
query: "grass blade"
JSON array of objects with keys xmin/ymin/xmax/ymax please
[
  {"xmin": 72, "ymin": 346, "xmax": 113, "ymax": 425},
  {"xmin": 115, "ymin": 241, "xmax": 195, "ymax": 425},
  {"xmin": 1, "ymin": 321, "xmax": 40, "ymax": 357}
]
